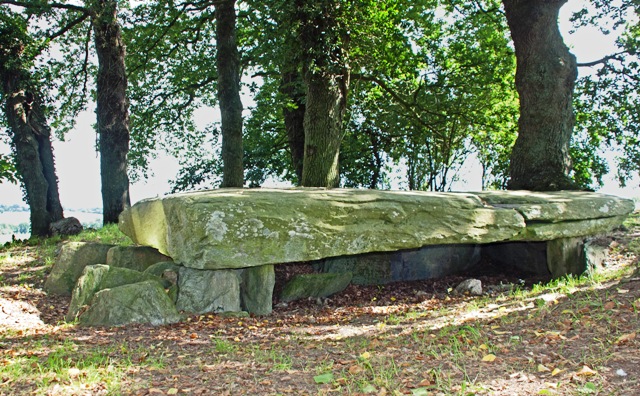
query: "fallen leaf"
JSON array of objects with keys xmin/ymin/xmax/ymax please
[
  {"xmin": 575, "ymin": 365, "xmax": 597, "ymax": 377},
  {"xmin": 482, "ymin": 354, "xmax": 496, "ymax": 362},
  {"xmin": 362, "ymin": 384, "xmax": 377, "ymax": 393},
  {"xmin": 348, "ymin": 365, "xmax": 362, "ymax": 375},
  {"xmin": 418, "ymin": 379, "xmax": 432, "ymax": 387},
  {"xmin": 551, "ymin": 368, "xmax": 564, "ymax": 376},
  {"xmin": 537, "ymin": 364, "xmax": 551, "ymax": 372},
  {"xmin": 614, "ymin": 332, "xmax": 636, "ymax": 344},
  {"xmin": 360, "ymin": 351, "xmax": 371, "ymax": 360},
  {"xmin": 604, "ymin": 301, "xmax": 616, "ymax": 310},
  {"xmin": 167, "ymin": 388, "xmax": 179, "ymax": 395}
]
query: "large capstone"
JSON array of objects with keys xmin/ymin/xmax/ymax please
[{"xmin": 119, "ymin": 189, "xmax": 633, "ymax": 271}]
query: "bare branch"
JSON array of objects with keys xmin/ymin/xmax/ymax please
[
  {"xmin": 577, "ymin": 51, "xmax": 628, "ymax": 67},
  {"xmin": 47, "ymin": 12, "xmax": 89, "ymax": 40}
]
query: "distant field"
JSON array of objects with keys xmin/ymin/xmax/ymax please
[{"xmin": 0, "ymin": 210, "xmax": 103, "ymax": 243}]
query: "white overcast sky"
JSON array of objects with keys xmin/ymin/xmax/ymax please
[{"xmin": 0, "ymin": 2, "xmax": 638, "ymax": 208}]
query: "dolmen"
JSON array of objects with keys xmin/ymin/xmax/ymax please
[{"xmin": 47, "ymin": 188, "xmax": 635, "ymax": 326}]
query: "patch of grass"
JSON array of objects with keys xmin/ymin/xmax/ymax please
[
  {"xmin": 68, "ymin": 223, "xmax": 133, "ymax": 246},
  {"xmin": 211, "ymin": 338, "xmax": 238, "ymax": 355},
  {"xmin": 253, "ymin": 346, "xmax": 293, "ymax": 372},
  {"xmin": 0, "ymin": 340, "xmax": 137, "ymax": 395}
]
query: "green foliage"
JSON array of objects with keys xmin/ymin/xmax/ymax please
[
  {"xmin": 570, "ymin": 0, "xmax": 640, "ymax": 188},
  {"xmin": 0, "ymin": 152, "xmax": 16, "ymax": 183},
  {"xmin": 240, "ymin": 0, "xmax": 519, "ymax": 191},
  {"xmin": 124, "ymin": 1, "xmax": 219, "ymax": 182}
]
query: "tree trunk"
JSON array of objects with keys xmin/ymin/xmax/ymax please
[
  {"xmin": 301, "ymin": 73, "xmax": 349, "ymax": 187},
  {"xmin": 215, "ymin": 0, "xmax": 244, "ymax": 188},
  {"xmin": 3, "ymin": 75, "xmax": 64, "ymax": 237},
  {"xmin": 92, "ymin": 0, "xmax": 131, "ymax": 224},
  {"xmin": 296, "ymin": 0, "xmax": 350, "ymax": 188},
  {"xmin": 280, "ymin": 71, "xmax": 306, "ymax": 185},
  {"xmin": 503, "ymin": 0, "xmax": 579, "ymax": 191}
]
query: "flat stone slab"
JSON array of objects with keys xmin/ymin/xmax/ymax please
[{"xmin": 118, "ymin": 189, "xmax": 634, "ymax": 270}]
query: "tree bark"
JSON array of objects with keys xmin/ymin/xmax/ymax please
[
  {"xmin": 280, "ymin": 71, "xmax": 306, "ymax": 185},
  {"xmin": 296, "ymin": 0, "xmax": 350, "ymax": 188},
  {"xmin": 215, "ymin": 0, "xmax": 244, "ymax": 188},
  {"xmin": 503, "ymin": 0, "xmax": 579, "ymax": 191},
  {"xmin": 3, "ymin": 75, "xmax": 64, "ymax": 237},
  {"xmin": 301, "ymin": 73, "xmax": 349, "ymax": 187},
  {"xmin": 92, "ymin": 0, "xmax": 131, "ymax": 223}
]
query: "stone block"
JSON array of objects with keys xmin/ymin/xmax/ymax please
[
  {"xmin": 66, "ymin": 264, "xmax": 167, "ymax": 321},
  {"xmin": 547, "ymin": 237, "xmax": 586, "ymax": 278},
  {"xmin": 107, "ymin": 246, "xmax": 173, "ymax": 272},
  {"xmin": 318, "ymin": 245, "xmax": 480, "ymax": 285},
  {"xmin": 176, "ymin": 268, "xmax": 241, "ymax": 314},
  {"xmin": 44, "ymin": 242, "xmax": 114, "ymax": 296},
  {"xmin": 78, "ymin": 280, "xmax": 181, "ymax": 327},
  {"xmin": 241, "ymin": 265, "xmax": 275, "ymax": 315},
  {"xmin": 281, "ymin": 272, "xmax": 352, "ymax": 302}
]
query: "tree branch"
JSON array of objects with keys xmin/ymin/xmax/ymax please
[
  {"xmin": 47, "ymin": 12, "xmax": 90, "ymax": 40},
  {"xmin": 352, "ymin": 73, "xmax": 446, "ymax": 138},
  {"xmin": 577, "ymin": 51, "xmax": 628, "ymax": 67},
  {"xmin": 0, "ymin": 0, "xmax": 88, "ymax": 14}
]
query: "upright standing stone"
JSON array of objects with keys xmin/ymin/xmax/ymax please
[
  {"xmin": 547, "ymin": 238, "xmax": 585, "ymax": 278},
  {"xmin": 66, "ymin": 264, "xmax": 167, "ymax": 321},
  {"xmin": 240, "ymin": 265, "xmax": 275, "ymax": 315},
  {"xmin": 176, "ymin": 268, "xmax": 241, "ymax": 314}
]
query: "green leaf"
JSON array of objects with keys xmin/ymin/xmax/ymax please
[
  {"xmin": 412, "ymin": 387, "xmax": 429, "ymax": 396},
  {"xmin": 313, "ymin": 373, "xmax": 334, "ymax": 384}
]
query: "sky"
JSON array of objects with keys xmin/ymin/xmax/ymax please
[{"xmin": 0, "ymin": 3, "xmax": 638, "ymax": 209}]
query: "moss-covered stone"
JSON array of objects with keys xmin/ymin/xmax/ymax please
[
  {"xmin": 78, "ymin": 280, "xmax": 181, "ymax": 327},
  {"xmin": 176, "ymin": 268, "xmax": 241, "ymax": 314},
  {"xmin": 240, "ymin": 265, "xmax": 275, "ymax": 315},
  {"xmin": 281, "ymin": 272, "xmax": 352, "ymax": 302},
  {"xmin": 66, "ymin": 265, "xmax": 166, "ymax": 321},
  {"xmin": 44, "ymin": 242, "xmax": 114, "ymax": 296},
  {"xmin": 144, "ymin": 261, "xmax": 181, "ymax": 278},
  {"xmin": 107, "ymin": 246, "xmax": 173, "ymax": 272}
]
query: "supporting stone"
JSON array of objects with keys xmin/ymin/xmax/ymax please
[
  {"xmin": 281, "ymin": 272, "xmax": 353, "ymax": 302},
  {"xmin": 546, "ymin": 237, "xmax": 586, "ymax": 278},
  {"xmin": 317, "ymin": 245, "xmax": 480, "ymax": 285},
  {"xmin": 66, "ymin": 264, "xmax": 167, "ymax": 321},
  {"xmin": 240, "ymin": 265, "xmax": 275, "ymax": 315},
  {"xmin": 176, "ymin": 267, "xmax": 241, "ymax": 314},
  {"xmin": 107, "ymin": 246, "xmax": 173, "ymax": 272}
]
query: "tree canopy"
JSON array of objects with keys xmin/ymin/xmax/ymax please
[{"xmin": 1, "ymin": 0, "xmax": 639, "ymax": 204}]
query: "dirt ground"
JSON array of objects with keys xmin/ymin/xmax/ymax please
[{"xmin": 1, "ymin": 222, "xmax": 639, "ymax": 395}]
